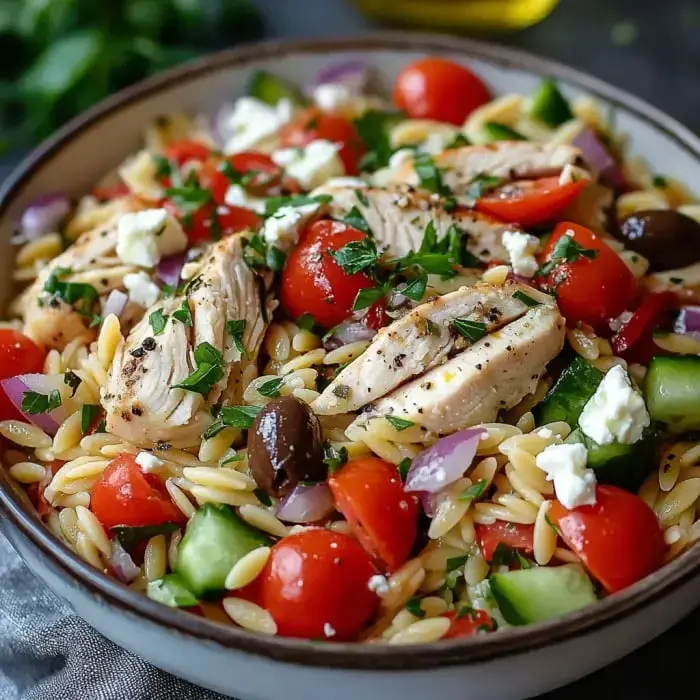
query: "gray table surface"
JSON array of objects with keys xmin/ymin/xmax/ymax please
[{"xmin": 2, "ymin": 0, "xmax": 699, "ymax": 697}]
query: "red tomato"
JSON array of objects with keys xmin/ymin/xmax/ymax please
[
  {"xmin": 163, "ymin": 200, "xmax": 260, "ymax": 246},
  {"xmin": 539, "ymin": 222, "xmax": 637, "ymax": 330},
  {"xmin": 393, "ymin": 57, "xmax": 491, "ymax": 125},
  {"xmin": 203, "ymin": 152, "xmax": 283, "ymax": 204},
  {"xmin": 549, "ymin": 485, "xmax": 666, "ymax": 594},
  {"xmin": 475, "ymin": 521, "xmax": 534, "ymax": 562},
  {"xmin": 328, "ymin": 457, "xmax": 418, "ymax": 571},
  {"xmin": 611, "ymin": 291, "xmax": 677, "ymax": 364},
  {"xmin": 442, "ymin": 608, "xmax": 497, "ymax": 639},
  {"xmin": 281, "ymin": 220, "xmax": 383, "ymax": 329},
  {"xmin": 28, "ymin": 459, "xmax": 63, "ymax": 517},
  {"xmin": 91, "ymin": 453, "xmax": 187, "ymax": 531},
  {"xmin": 257, "ymin": 529, "xmax": 379, "ymax": 640},
  {"xmin": 163, "ymin": 140, "xmax": 211, "ymax": 167},
  {"xmin": 92, "ymin": 182, "xmax": 131, "ymax": 202},
  {"xmin": 475, "ymin": 177, "xmax": 589, "ymax": 227},
  {"xmin": 0, "ymin": 330, "xmax": 46, "ymax": 422},
  {"xmin": 281, "ymin": 108, "xmax": 365, "ymax": 175}
]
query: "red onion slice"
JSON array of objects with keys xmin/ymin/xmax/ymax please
[
  {"xmin": 323, "ymin": 321, "xmax": 377, "ymax": 351},
  {"xmin": 1, "ymin": 374, "xmax": 68, "ymax": 435},
  {"xmin": 405, "ymin": 428, "xmax": 485, "ymax": 495},
  {"xmin": 156, "ymin": 253, "xmax": 185, "ymax": 288},
  {"xmin": 313, "ymin": 59, "xmax": 369, "ymax": 92},
  {"xmin": 674, "ymin": 306, "xmax": 700, "ymax": 337},
  {"xmin": 16, "ymin": 194, "xmax": 71, "ymax": 243},
  {"xmin": 109, "ymin": 539, "xmax": 141, "ymax": 583},
  {"xmin": 572, "ymin": 128, "xmax": 624, "ymax": 188},
  {"xmin": 276, "ymin": 482, "xmax": 335, "ymax": 524},
  {"xmin": 103, "ymin": 290, "xmax": 128, "ymax": 319}
]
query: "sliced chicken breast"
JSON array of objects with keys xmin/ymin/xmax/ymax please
[
  {"xmin": 372, "ymin": 299, "xmax": 565, "ymax": 434},
  {"xmin": 388, "ymin": 142, "xmax": 583, "ymax": 193},
  {"xmin": 102, "ymin": 234, "xmax": 273, "ymax": 448},
  {"xmin": 313, "ymin": 281, "xmax": 549, "ymax": 415}
]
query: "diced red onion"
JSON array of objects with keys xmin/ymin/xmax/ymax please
[
  {"xmin": 276, "ymin": 482, "xmax": 335, "ymax": 524},
  {"xmin": 313, "ymin": 59, "xmax": 369, "ymax": 92},
  {"xmin": 572, "ymin": 128, "xmax": 624, "ymax": 188},
  {"xmin": 102, "ymin": 290, "xmax": 128, "ymax": 319},
  {"xmin": 156, "ymin": 253, "xmax": 185, "ymax": 288},
  {"xmin": 16, "ymin": 194, "xmax": 71, "ymax": 243},
  {"xmin": 674, "ymin": 306, "xmax": 700, "ymax": 339},
  {"xmin": 0, "ymin": 374, "xmax": 69, "ymax": 435},
  {"xmin": 405, "ymin": 428, "xmax": 485, "ymax": 496},
  {"xmin": 323, "ymin": 321, "xmax": 377, "ymax": 351},
  {"xmin": 109, "ymin": 539, "xmax": 141, "ymax": 583}
]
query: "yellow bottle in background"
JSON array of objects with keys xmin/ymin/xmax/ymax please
[{"xmin": 354, "ymin": 0, "xmax": 560, "ymax": 32}]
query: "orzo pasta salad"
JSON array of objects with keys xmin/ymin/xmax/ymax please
[{"xmin": 4, "ymin": 56, "xmax": 700, "ymax": 644}]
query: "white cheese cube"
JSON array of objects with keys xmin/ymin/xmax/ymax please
[
  {"xmin": 224, "ymin": 184, "xmax": 267, "ymax": 214},
  {"xmin": 535, "ymin": 442, "xmax": 597, "ymax": 510},
  {"xmin": 502, "ymin": 230, "xmax": 541, "ymax": 278},
  {"xmin": 388, "ymin": 148, "xmax": 415, "ymax": 169},
  {"xmin": 272, "ymin": 139, "xmax": 344, "ymax": 190},
  {"xmin": 135, "ymin": 451, "xmax": 165, "ymax": 472},
  {"xmin": 124, "ymin": 272, "xmax": 161, "ymax": 308},
  {"xmin": 223, "ymin": 97, "xmax": 294, "ymax": 155},
  {"xmin": 262, "ymin": 203, "xmax": 321, "ymax": 253},
  {"xmin": 116, "ymin": 208, "xmax": 187, "ymax": 268},
  {"xmin": 313, "ymin": 83, "xmax": 354, "ymax": 112}
]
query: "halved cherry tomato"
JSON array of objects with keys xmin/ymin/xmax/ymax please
[
  {"xmin": 328, "ymin": 457, "xmax": 418, "ymax": 572},
  {"xmin": 256, "ymin": 529, "xmax": 378, "ymax": 640},
  {"xmin": 442, "ymin": 608, "xmax": 497, "ymax": 639},
  {"xmin": 202, "ymin": 152, "xmax": 284, "ymax": 204},
  {"xmin": 92, "ymin": 181, "xmax": 130, "ymax": 202},
  {"xmin": 611, "ymin": 291, "xmax": 677, "ymax": 365},
  {"xmin": 539, "ymin": 222, "xmax": 637, "ymax": 330},
  {"xmin": 475, "ymin": 521, "xmax": 534, "ymax": 562},
  {"xmin": 393, "ymin": 57, "xmax": 491, "ymax": 125},
  {"xmin": 91, "ymin": 453, "xmax": 187, "ymax": 531},
  {"xmin": 475, "ymin": 176, "xmax": 589, "ymax": 228},
  {"xmin": 163, "ymin": 140, "xmax": 211, "ymax": 167},
  {"xmin": 281, "ymin": 108, "xmax": 365, "ymax": 174},
  {"xmin": 549, "ymin": 485, "xmax": 666, "ymax": 594},
  {"xmin": 0, "ymin": 330, "xmax": 46, "ymax": 422},
  {"xmin": 281, "ymin": 220, "xmax": 384, "ymax": 329},
  {"xmin": 163, "ymin": 200, "xmax": 260, "ymax": 246}
]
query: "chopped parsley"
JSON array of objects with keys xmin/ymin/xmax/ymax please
[
  {"xmin": 266, "ymin": 245, "xmax": 286, "ymax": 272},
  {"xmin": 446, "ymin": 555, "xmax": 469, "ymax": 572},
  {"xmin": 447, "ymin": 133, "xmax": 471, "ymax": 149},
  {"xmin": 63, "ymin": 371, "xmax": 82, "ymax": 397},
  {"xmin": 353, "ymin": 284, "xmax": 388, "ymax": 311},
  {"xmin": 544, "ymin": 512, "xmax": 559, "ymax": 534},
  {"xmin": 219, "ymin": 161, "xmax": 258, "ymax": 188},
  {"xmin": 539, "ymin": 233, "xmax": 598, "ymax": 276},
  {"xmin": 257, "ymin": 377, "xmax": 285, "ymax": 398},
  {"xmin": 22, "ymin": 390, "xmax": 61, "ymax": 415},
  {"xmin": 164, "ymin": 178, "xmax": 212, "ymax": 215},
  {"xmin": 385, "ymin": 415, "xmax": 415, "ymax": 431},
  {"xmin": 483, "ymin": 122, "xmax": 526, "ymax": 141},
  {"xmin": 355, "ymin": 189, "xmax": 369, "ymax": 207},
  {"xmin": 342, "ymin": 205, "xmax": 371, "ymax": 235},
  {"xmin": 413, "ymin": 153, "xmax": 448, "ymax": 195},
  {"xmin": 171, "ymin": 342, "xmax": 224, "ymax": 396},
  {"xmin": 512, "ymin": 290, "xmax": 542, "ymax": 307},
  {"xmin": 397, "ymin": 457, "xmax": 412, "ymax": 481},
  {"xmin": 204, "ymin": 404, "xmax": 263, "ymax": 438},
  {"xmin": 43, "ymin": 268, "xmax": 98, "ymax": 318},
  {"xmin": 296, "ymin": 313, "xmax": 316, "ymax": 332},
  {"xmin": 652, "ymin": 175, "xmax": 668, "ymax": 188},
  {"xmin": 515, "ymin": 551, "xmax": 532, "ymax": 570},
  {"xmin": 226, "ymin": 319, "xmax": 247, "ymax": 358},
  {"xmin": 330, "ymin": 237, "xmax": 379, "ymax": 275},
  {"xmin": 172, "ymin": 300, "xmax": 193, "ymax": 326},
  {"xmin": 80, "ymin": 404, "xmax": 100, "ymax": 434},
  {"xmin": 401, "ymin": 275, "xmax": 427, "ymax": 302},
  {"xmin": 254, "ymin": 488, "xmax": 272, "ymax": 507},
  {"xmin": 152, "ymin": 154, "xmax": 173, "ymax": 179},
  {"xmin": 490, "ymin": 542, "xmax": 515, "ymax": 566},
  {"xmin": 263, "ymin": 194, "xmax": 331, "ymax": 218},
  {"xmin": 405, "ymin": 597, "xmax": 426, "ymax": 619},
  {"xmin": 323, "ymin": 442, "xmax": 348, "ymax": 473},
  {"xmin": 464, "ymin": 174, "xmax": 502, "ymax": 202},
  {"xmin": 149, "ymin": 309, "xmax": 168, "ymax": 336},
  {"xmin": 221, "ymin": 453, "xmax": 244, "ymax": 466},
  {"xmin": 458, "ymin": 479, "xmax": 488, "ymax": 503},
  {"xmin": 353, "ymin": 109, "xmax": 402, "ymax": 171},
  {"xmin": 112, "ymin": 522, "xmax": 178, "ymax": 551},
  {"xmin": 453, "ymin": 319, "xmax": 487, "ymax": 343},
  {"xmin": 455, "ymin": 603, "xmax": 476, "ymax": 620}
]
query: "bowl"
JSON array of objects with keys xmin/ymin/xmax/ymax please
[{"xmin": 1, "ymin": 32, "xmax": 699, "ymax": 700}]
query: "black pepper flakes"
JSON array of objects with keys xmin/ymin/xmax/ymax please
[
  {"xmin": 332, "ymin": 384, "xmax": 350, "ymax": 399},
  {"xmin": 130, "ymin": 347, "xmax": 146, "ymax": 358},
  {"xmin": 142, "ymin": 337, "xmax": 157, "ymax": 351},
  {"xmin": 131, "ymin": 406, "xmax": 143, "ymax": 416}
]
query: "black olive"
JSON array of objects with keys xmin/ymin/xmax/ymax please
[
  {"xmin": 247, "ymin": 395, "xmax": 325, "ymax": 498},
  {"xmin": 617, "ymin": 209, "xmax": 700, "ymax": 271}
]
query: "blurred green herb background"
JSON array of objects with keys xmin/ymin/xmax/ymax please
[{"xmin": 0, "ymin": 0, "xmax": 263, "ymax": 150}]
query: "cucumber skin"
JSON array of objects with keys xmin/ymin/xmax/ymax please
[
  {"xmin": 248, "ymin": 70, "xmax": 305, "ymax": 106},
  {"xmin": 645, "ymin": 355, "xmax": 700, "ymax": 433},
  {"xmin": 530, "ymin": 78, "xmax": 574, "ymax": 128},
  {"xmin": 483, "ymin": 122, "xmax": 526, "ymax": 142},
  {"xmin": 147, "ymin": 574, "xmax": 198, "ymax": 608}
]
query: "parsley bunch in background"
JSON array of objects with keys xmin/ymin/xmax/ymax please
[{"xmin": 0, "ymin": 0, "xmax": 263, "ymax": 149}]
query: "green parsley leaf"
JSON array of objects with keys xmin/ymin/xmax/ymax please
[
  {"xmin": 447, "ymin": 225, "xmax": 479, "ymax": 268},
  {"xmin": 89, "ymin": 313, "xmax": 102, "ymax": 329},
  {"xmin": 149, "ymin": 309, "xmax": 168, "ymax": 336},
  {"xmin": 113, "ymin": 523, "xmax": 178, "ymax": 552},
  {"xmin": 21, "ymin": 390, "xmax": 62, "ymax": 415},
  {"xmin": 172, "ymin": 300, "xmax": 193, "ymax": 326},
  {"xmin": 194, "ymin": 342, "xmax": 224, "ymax": 367},
  {"xmin": 263, "ymin": 194, "xmax": 331, "ymax": 218},
  {"xmin": 464, "ymin": 174, "xmax": 502, "ymax": 202},
  {"xmin": 257, "ymin": 377, "xmax": 285, "ymax": 398},
  {"xmin": 490, "ymin": 542, "xmax": 515, "ymax": 566},
  {"xmin": 544, "ymin": 512, "xmax": 559, "ymax": 534},
  {"xmin": 63, "ymin": 371, "xmax": 82, "ymax": 397},
  {"xmin": 296, "ymin": 313, "xmax": 316, "ymax": 332},
  {"xmin": 254, "ymin": 488, "xmax": 272, "ymax": 507},
  {"xmin": 513, "ymin": 290, "xmax": 542, "ymax": 307},
  {"xmin": 453, "ymin": 319, "xmax": 487, "ymax": 343},
  {"xmin": 209, "ymin": 208, "xmax": 222, "ymax": 242},
  {"xmin": 403, "ymin": 252, "xmax": 455, "ymax": 277},
  {"xmin": 226, "ymin": 320, "xmax": 247, "ymax": 359},
  {"xmin": 342, "ymin": 206, "xmax": 371, "ymax": 235},
  {"xmin": 652, "ymin": 174, "xmax": 668, "ymax": 188},
  {"xmin": 44, "ymin": 271, "xmax": 99, "ymax": 318},
  {"xmin": 353, "ymin": 110, "xmax": 402, "ymax": 171},
  {"xmin": 483, "ymin": 122, "xmax": 526, "ymax": 141},
  {"xmin": 164, "ymin": 184, "xmax": 212, "ymax": 215},
  {"xmin": 355, "ymin": 189, "xmax": 369, "ymax": 207},
  {"xmin": 405, "ymin": 597, "xmax": 426, "ymax": 619},
  {"xmin": 352, "ymin": 284, "xmax": 387, "ymax": 311},
  {"xmin": 218, "ymin": 160, "xmax": 256, "ymax": 187},
  {"xmin": 539, "ymin": 233, "xmax": 598, "ymax": 275},
  {"xmin": 458, "ymin": 479, "xmax": 488, "ymax": 503},
  {"xmin": 385, "ymin": 415, "xmax": 415, "ymax": 431},
  {"xmin": 218, "ymin": 405, "xmax": 262, "ymax": 429},
  {"xmin": 330, "ymin": 237, "xmax": 379, "ymax": 275},
  {"xmin": 446, "ymin": 555, "xmax": 468, "ymax": 572},
  {"xmin": 160, "ymin": 283, "xmax": 176, "ymax": 298},
  {"xmin": 221, "ymin": 453, "xmax": 244, "ymax": 466},
  {"xmin": 172, "ymin": 342, "xmax": 225, "ymax": 396},
  {"xmin": 455, "ymin": 603, "xmax": 476, "ymax": 620},
  {"xmin": 515, "ymin": 551, "xmax": 532, "ymax": 569},
  {"xmin": 152, "ymin": 155, "xmax": 173, "ymax": 179},
  {"xmin": 413, "ymin": 153, "xmax": 447, "ymax": 194},
  {"xmin": 447, "ymin": 133, "xmax": 471, "ymax": 149},
  {"xmin": 81, "ymin": 404, "xmax": 100, "ymax": 434},
  {"xmin": 323, "ymin": 442, "xmax": 348, "ymax": 473},
  {"xmin": 401, "ymin": 275, "xmax": 428, "ymax": 302},
  {"xmin": 266, "ymin": 245, "xmax": 286, "ymax": 272},
  {"xmin": 419, "ymin": 220, "xmax": 438, "ymax": 254},
  {"xmin": 397, "ymin": 457, "xmax": 412, "ymax": 481}
]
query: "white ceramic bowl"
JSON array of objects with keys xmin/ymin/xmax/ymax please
[{"xmin": 1, "ymin": 32, "xmax": 699, "ymax": 700}]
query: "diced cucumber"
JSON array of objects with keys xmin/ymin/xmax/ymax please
[
  {"xmin": 529, "ymin": 78, "xmax": 574, "ymax": 128},
  {"xmin": 482, "ymin": 122, "xmax": 526, "ymax": 142},
  {"xmin": 645, "ymin": 355, "xmax": 700, "ymax": 433},
  {"xmin": 147, "ymin": 574, "xmax": 198, "ymax": 608},
  {"xmin": 534, "ymin": 356, "xmax": 604, "ymax": 426},
  {"xmin": 176, "ymin": 503, "xmax": 272, "ymax": 598},
  {"xmin": 248, "ymin": 70, "xmax": 305, "ymax": 106},
  {"xmin": 490, "ymin": 564, "xmax": 596, "ymax": 625}
]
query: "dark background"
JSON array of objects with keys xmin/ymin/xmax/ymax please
[{"xmin": 1, "ymin": 0, "xmax": 699, "ymax": 697}]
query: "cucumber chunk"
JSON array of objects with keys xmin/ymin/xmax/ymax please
[
  {"xmin": 147, "ymin": 574, "xmax": 198, "ymax": 608},
  {"xmin": 482, "ymin": 122, "xmax": 526, "ymax": 142},
  {"xmin": 248, "ymin": 70, "xmax": 305, "ymax": 106},
  {"xmin": 490, "ymin": 564, "xmax": 596, "ymax": 625},
  {"xmin": 176, "ymin": 503, "xmax": 272, "ymax": 598},
  {"xmin": 529, "ymin": 78, "xmax": 574, "ymax": 128},
  {"xmin": 645, "ymin": 355, "xmax": 700, "ymax": 433}
]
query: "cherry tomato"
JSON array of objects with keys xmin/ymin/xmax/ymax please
[
  {"xmin": 92, "ymin": 182, "xmax": 131, "ymax": 202},
  {"xmin": 281, "ymin": 108, "xmax": 365, "ymax": 174},
  {"xmin": 202, "ymin": 152, "xmax": 283, "ymax": 204},
  {"xmin": 611, "ymin": 291, "xmax": 677, "ymax": 365},
  {"xmin": 476, "ymin": 521, "xmax": 534, "ymax": 562},
  {"xmin": 442, "ymin": 608, "xmax": 497, "ymax": 639},
  {"xmin": 163, "ymin": 200, "xmax": 260, "ymax": 246},
  {"xmin": 549, "ymin": 485, "xmax": 666, "ymax": 594},
  {"xmin": 27, "ymin": 459, "xmax": 63, "ymax": 517},
  {"xmin": 281, "ymin": 220, "xmax": 383, "ymax": 329},
  {"xmin": 256, "ymin": 529, "xmax": 379, "ymax": 640},
  {"xmin": 475, "ymin": 177, "xmax": 589, "ymax": 227},
  {"xmin": 328, "ymin": 457, "xmax": 418, "ymax": 572},
  {"xmin": 0, "ymin": 330, "xmax": 46, "ymax": 422},
  {"xmin": 393, "ymin": 58, "xmax": 491, "ymax": 125},
  {"xmin": 539, "ymin": 222, "xmax": 637, "ymax": 330},
  {"xmin": 163, "ymin": 140, "xmax": 211, "ymax": 168},
  {"xmin": 91, "ymin": 453, "xmax": 187, "ymax": 531}
]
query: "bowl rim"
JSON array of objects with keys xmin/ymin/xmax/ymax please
[{"xmin": 1, "ymin": 31, "xmax": 700, "ymax": 671}]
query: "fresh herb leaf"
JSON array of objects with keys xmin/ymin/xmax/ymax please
[
  {"xmin": 419, "ymin": 221, "xmax": 438, "ymax": 254},
  {"xmin": 194, "ymin": 342, "xmax": 224, "ymax": 367},
  {"xmin": 512, "ymin": 290, "xmax": 542, "ymax": 307},
  {"xmin": 652, "ymin": 174, "xmax": 668, "ymax": 188},
  {"xmin": 539, "ymin": 233, "xmax": 598, "ymax": 275},
  {"xmin": 89, "ymin": 313, "xmax": 102, "ymax": 328},
  {"xmin": 172, "ymin": 342, "xmax": 224, "ymax": 395},
  {"xmin": 63, "ymin": 371, "xmax": 82, "ymax": 397},
  {"xmin": 353, "ymin": 284, "xmax": 387, "ymax": 311},
  {"xmin": 218, "ymin": 405, "xmax": 262, "ymax": 430},
  {"xmin": 113, "ymin": 522, "xmax": 178, "ymax": 551},
  {"xmin": 257, "ymin": 377, "xmax": 285, "ymax": 398},
  {"xmin": 413, "ymin": 153, "xmax": 447, "ymax": 194},
  {"xmin": 219, "ymin": 160, "xmax": 256, "ymax": 187},
  {"xmin": 544, "ymin": 512, "xmax": 559, "ymax": 534},
  {"xmin": 401, "ymin": 252, "xmax": 455, "ymax": 277},
  {"xmin": 397, "ymin": 457, "xmax": 412, "ymax": 481},
  {"xmin": 464, "ymin": 174, "xmax": 502, "ymax": 202},
  {"xmin": 323, "ymin": 442, "xmax": 348, "ymax": 473},
  {"xmin": 330, "ymin": 237, "xmax": 379, "ymax": 275},
  {"xmin": 385, "ymin": 415, "xmax": 415, "ymax": 431},
  {"xmin": 152, "ymin": 155, "xmax": 172, "ymax": 179},
  {"xmin": 80, "ymin": 404, "xmax": 100, "ymax": 434},
  {"xmin": 355, "ymin": 189, "xmax": 369, "ymax": 206},
  {"xmin": 149, "ymin": 309, "xmax": 168, "ymax": 336},
  {"xmin": 447, "ymin": 133, "xmax": 471, "ymax": 149},
  {"xmin": 353, "ymin": 110, "xmax": 401, "ymax": 171},
  {"xmin": 458, "ymin": 479, "xmax": 488, "ymax": 503},
  {"xmin": 669, "ymin": 277, "xmax": 684, "ymax": 285},
  {"xmin": 160, "ymin": 283, "xmax": 176, "ymax": 298},
  {"xmin": 44, "ymin": 271, "xmax": 98, "ymax": 317},
  {"xmin": 342, "ymin": 205, "xmax": 371, "ymax": 235},
  {"xmin": 21, "ymin": 390, "xmax": 61, "ymax": 415},
  {"xmin": 483, "ymin": 122, "xmax": 526, "ymax": 141},
  {"xmin": 446, "ymin": 555, "xmax": 468, "ymax": 572},
  {"xmin": 254, "ymin": 488, "xmax": 272, "ymax": 507},
  {"xmin": 226, "ymin": 320, "xmax": 247, "ymax": 358},
  {"xmin": 455, "ymin": 603, "xmax": 475, "ymax": 620},
  {"xmin": 453, "ymin": 319, "xmax": 487, "ymax": 343},
  {"xmin": 401, "ymin": 275, "xmax": 427, "ymax": 302},
  {"xmin": 405, "ymin": 597, "xmax": 426, "ymax": 618},
  {"xmin": 164, "ymin": 183, "xmax": 212, "ymax": 214},
  {"xmin": 515, "ymin": 552, "xmax": 532, "ymax": 569},
  {"xmin": 172, "ymin": 300, "xmax": 193, "ymax": 326},
  {"xmin": 263, "ymin": 194, "xmax": 331, "ymax": 218},
  {"xmin": 490, "ymin": 542, "xmax": 515, "ymax": 566},
  {"xmin": 266, "ymin": 245, "xmax": 286, "ymax": 271},
  {"xmin": 296, "ymin": 313, "xmax": 316, "ymax": 332}
]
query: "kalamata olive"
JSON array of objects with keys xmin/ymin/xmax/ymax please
[
  {"xmin": 617, "ymin": 209, "xmax": 700, "ymax": 271},
  {"xmin": 247, "ymin": 395, "xmax": 325, "ymax": 498}
]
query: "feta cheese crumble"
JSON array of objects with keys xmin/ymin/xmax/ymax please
[
  {"xmin": 313, "ymin": 82, "xmax": 355, "ymax": 112},
  {"xmin": 367, "ymin": 574, "xmax": 390, "ymax": 596},
  {"xmin": 261, "ymin": 203, "xmax": 322, "ymax": 253},
  {"xmin": 222, "ymin": 97, "xmax": 294, "ymax": 155},
  {"xmin": 135, "ymin": 451, "xmax": 165, "ymax": 473},
  {"xmin": 124, "ymin": 271, "xmax": 161, "ymax": 308},
  {"xmin": 116, "ymin": 208, "xmax": 187, "ymax": 268},
  {"xmin": 535, "ymin": 442, "xmax": 597, "ymax": 509},
  {"xmin": 388, "ymin": 148, "xmax": 415, "ymax": 170},
  {"xmin": 223, "ymin": 184, "xmax": 267, "ymax": 214},
  {"xmin": 502, "ymin": 230, "xmax": 540, "ymax": 278},
  {"xmin": 323, "ymin": 622, "xmax": 337, "ymax": 638},
  {"xmin": 318, "ymin": 176, "xmax": 368, "ymax": 189},
  {"xmin": 272, "ymin": 139, "xmax": 344, "ymax": 190},
  {"xmin": 578, "ymin": 364, "xmax": 650, "ymax": 445}
]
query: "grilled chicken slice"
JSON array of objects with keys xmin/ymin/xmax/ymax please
[
  {"xmin": 311, "ymin": 184, "xmax": 518, "ymax": 262},
  {"xmin": 372, "ymin": 296, "xmax": 565, "ymax": 434},
  {"xmin": 313, "ymin": 281, "xmax": 550, "ymax": 415},
  {"xmin": 102, "ymin": 234, "xmax": 273, "ymax": 448},
  {"xmin": 388, "ymin": 142, "xmax": 583, "ymax": 193}
]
